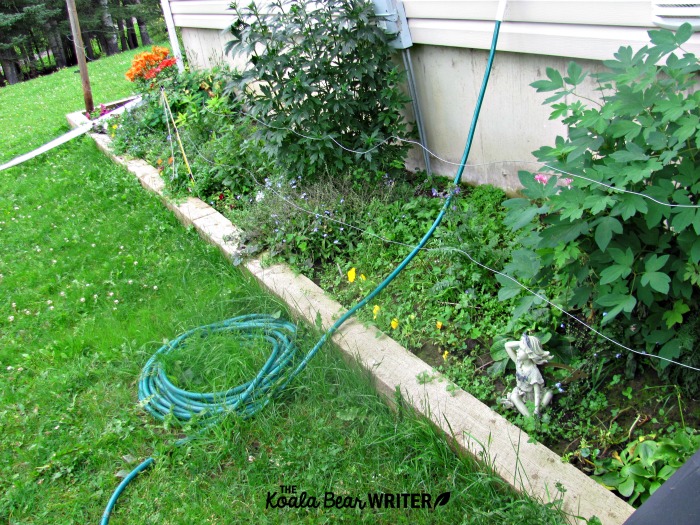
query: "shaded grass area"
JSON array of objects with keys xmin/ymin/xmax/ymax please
[{"xmin": 0, "ymin": 49, "xmax": 569, "ymax": 524}]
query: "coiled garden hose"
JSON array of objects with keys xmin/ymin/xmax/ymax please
[{"xmin": 101, "ymin": 10, "xmax": 504, "ymax": 524}]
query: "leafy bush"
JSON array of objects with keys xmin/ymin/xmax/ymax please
[
  {"xmin": 499, "ymin": 24, "xmax": 700, "ymax": 382},
  {"xmin": 592, "ymin": 429, "xmax": 700, "ymax": 505},
  {"xmin": 225, "ymin": 0, "xmax": 412, "ymax": 183}
]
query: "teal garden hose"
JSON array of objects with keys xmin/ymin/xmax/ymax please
[{"xmin": 100, "ymin": 7, "xmax": 505, "ymax": 523}]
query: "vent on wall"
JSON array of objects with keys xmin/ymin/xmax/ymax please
[{"xmin": 652, "ymin": 3, "xmax": 700, "ymax": 30}]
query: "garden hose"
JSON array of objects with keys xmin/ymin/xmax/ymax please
[{"xmin": 101, "ymin": 6, "xmax": 505, "ymax": 523}]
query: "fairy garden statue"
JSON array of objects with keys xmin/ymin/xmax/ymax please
[{"xmin": 500, "ymin": 333, "xmax": 554, "ymax": 418}]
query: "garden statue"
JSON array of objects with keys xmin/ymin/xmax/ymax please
[{"xmin": 500, "ymin": 334, "xmax": 553, "ymax": 418}]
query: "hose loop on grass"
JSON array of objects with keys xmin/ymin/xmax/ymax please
[{"xmin": 138, "ymin": 314, "xmax": 298, "ymax": 422}]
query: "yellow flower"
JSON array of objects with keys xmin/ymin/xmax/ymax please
[
  {"xmin": 391, "ymin": 318, "xmax": 399, "ymax": 330},
  {"xmin": 110, "ymin": 133, "xmax": 115, "ymax": 138},
  {"xmin": 360, "ymin": 274, "xmax": 366, "ymax": 281},
  {"xmin": 442, "ymin": 350, "xmax": 449, "ymax": 362},
  {"xmin": 112, "ymin": 124, "xmax": 118, "ymax": 130},
  {"xmin": 347, "ymin": 267, "xmax": 356, "ymax": 283},
  {"xmin": 436, "ymin": 321, "xmax": 443, "ymax": 330},
  {"xmin": 373, "ymin": 305, "xmax": 380, "ymax": 319}
]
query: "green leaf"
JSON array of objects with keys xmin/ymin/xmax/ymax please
[
  {"xmin": 662, "ymin": 300, "xmax": 690, "ymax": 329},
  {"xmin": 565, "ymin": 61, "xmax": 586, "ymax": 85},
  {"xmin": 672, "ymin": 208, "xmax": 697, "ymax": 233},
  {"xmin": 539, "ymin": 221, "xmax": 589, "ymax": 248},
  {"xmin": 600, "ymin": 265, "xmax": 631, "ymax": 285},
  {"xmin": 675, "ymin": 23, "xmax": 693, "ymax": 46},
  {"xmin": 608, "ymin": 247, "xmax": 634, "ymax": 267},
  {"xmin": 659, "ymin": 338, "xmax": 681, "ymax": 369},
  {"xmin": 637, "ymin": 440, "xmax": 658, "ymax": 467},
  {"xmin": 618, "ymin": 476, "xmax": 635, "ymax": 497},
  {"xmin": 691, "ymin": 238, "xmax": 700, "ymax": 264},
  {"xmin": 530, "ymin": 67, "xmax": 565, "ymax": 92},
  {"xmin": 609, "ymin": 120, "xmax": 641, "ymax": 141},
  {"xmin": 610, "ymin": 143, "xmax": 649, "ymax": 163},
  {"xmin": 640, "ymin": 271, "xmax": 671, "ymax": 294},
  {"xmin": 644, "ymin": 254, "xmax": 669, "ymax": 273},
  {"xmin": 504, "ymin": 206, "xmax": 540, "ymax": 231},
  {"xmin": 594, "ymin": 217, "xmax": 623, "ymax": 252}
]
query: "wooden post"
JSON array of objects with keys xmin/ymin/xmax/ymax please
[{"xmin": 65, "ymin": 0, "xmax": 94, "ymax": 114}]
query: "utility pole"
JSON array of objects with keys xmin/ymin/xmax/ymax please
[{"xmin": 65, "ymin": 0, "xmax": 94, "ymax": 114}]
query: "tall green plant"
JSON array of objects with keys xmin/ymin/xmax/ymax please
[
  {"xmin": 224, "ymin": 0, "xmax": 412, "ymax": 183},
  {"xmin": 500, "ymin": 24, "xmax": 700, "ymax": 383}
]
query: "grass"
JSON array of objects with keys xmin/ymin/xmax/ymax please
[{"xmin": 0, "ymin": 49, "xmax": 571, "ymax": 524}]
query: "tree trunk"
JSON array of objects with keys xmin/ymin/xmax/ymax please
[
  {"xmin": 126, "ymin": 17, "xmax": 139, "ymax": 49},
  {"xmin": 48, "ymin": 20, "xmax": 67, "ymax": 68},
  {"xmin": 116, "ymin": 18, "xmax": 129, "ymax": 52},
  {"xmin": 83, "ymin": 33, "xmax": 95, "ymax": 60},
  {"xmin": 136, "ymin": 17, "xmax": 151, "ymax": 46},
  {"xmin": 132, "ymin": 0, "xmax": 152, "ymax": 46},
  {"xmin": 96, "ymin": 33, "xmax": 108, "ymax": 56},
  {"xmin": 99, "ymin": 0, "xmax": 120, "ymax": 55},
  {"xmin": 63, "ymin": 34, "xmax": 77, "ymax": 67},
  {"xmin": 21, "ymin": 43, "xmax": 36, "ymax": 78},
  {"xmin": 1, "ymin": 48, "xmax": 21, "ymax": 85}
]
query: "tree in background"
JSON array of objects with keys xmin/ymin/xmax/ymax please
[{"xmin": 0, "ymin": 0, "xmax": 163, "ymax": 86}]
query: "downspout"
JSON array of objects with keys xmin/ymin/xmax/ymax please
[{"xmin": 160, "ymin": 0, "xmax": 185, "ymax": 72}]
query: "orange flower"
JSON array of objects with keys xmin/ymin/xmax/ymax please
[
  {"xmin": 168, "ymin": 157, "xmax": 173, "ymax": 165},
  {"xmin": 125, "ymin": 46, "xmax": 172, "ymax": 82}
]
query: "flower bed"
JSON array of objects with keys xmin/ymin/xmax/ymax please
[{"xmin": 103, "ymin": 12, "xmax": 700, "ymax": 510}]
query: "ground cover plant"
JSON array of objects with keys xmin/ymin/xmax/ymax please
[
  {"xmin": 107, "ymin": 8, "xmax": 700, "ymax": 508},
  {"xmin": 0, "ymin": 40, "xmax": 573, "ymax": 524}
]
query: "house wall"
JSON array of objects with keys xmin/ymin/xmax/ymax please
[{"xmin": 167, "ymin": 0, "xmax": 700, "ymax": 191}]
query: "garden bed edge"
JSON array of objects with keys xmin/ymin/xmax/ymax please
[{"xmin": 67, "ymin": 109, "xmax": 635, "ymax": 525}]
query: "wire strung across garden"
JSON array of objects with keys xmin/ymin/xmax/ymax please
[
  {"xmin": 165, "ymin": 96, "xmax": 700, "ymax": 374},
  {"xmin": 197, "ymin": 104, "xmax": 700, "ymax": 211}
]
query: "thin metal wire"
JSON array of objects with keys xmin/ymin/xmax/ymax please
[
  {"xmin": 172, "ymin": 130, "xmax": 700, "ymax": 372},
  {"xmin": 201, "ymin": 104, "xmax": 700, "ymax": 209}
]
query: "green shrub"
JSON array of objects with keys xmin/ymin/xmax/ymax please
[
  {"xmin": 499, "ymin": 24, "xmax": 700, "ymax": 382},
  {"xmin": 224, "ymin": 0, "xmax": 412, "ymax": 183}
]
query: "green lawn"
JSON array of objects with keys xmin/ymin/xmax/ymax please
[{"xmin": 0, "ymin": 50, "xmax": 568, "ymax": 524}]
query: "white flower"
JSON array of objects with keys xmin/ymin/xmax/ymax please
[
  {"xmin": 255, "ymin": 191, "xmax": 265, "ymax": 202},
  {"xmin": 46, "ymin": 300, "xmax": 52, "ymax": 305},
  {"xmin": 133, "ymin": 261, "xmax": 138, "ymax": 266},
  {"xmin": 153, "ymin": 285, "xmax": 158, "ymax": 290},
  {"xmin": 80, "ymin": 297, "xmax": 85, "ymax": 303},
  {"xmin": 128, "ymin": 280, "xmax": 133, "ymax": 284},
  {"xmin": 8, "ymin": 316, "xmax": 14, "ymax": 322}
]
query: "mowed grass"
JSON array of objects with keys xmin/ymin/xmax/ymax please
[{"xmin": 0, "ymin": 52, "xmax": 569, "ymax": 524}]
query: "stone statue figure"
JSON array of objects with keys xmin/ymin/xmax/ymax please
[{"xmin": 500, "ymin": 334, "xmax": 553, "ymax": 418}]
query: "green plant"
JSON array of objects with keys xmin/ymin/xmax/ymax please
[
  {"xmin": 225, "ymin": 0, "xmax": 412, "ymax": 183},
  {"xmin": 500, "ymin": 24, "xmax": 700, "ymax": 381},
  {"xmin": 0, "ymin": 57, "xmax": 570, "ymax": 524},
  {"xmin": 592, "ymin": 429, "xmax": 700, "ymax": 506}
]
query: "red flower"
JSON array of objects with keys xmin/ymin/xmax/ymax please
[{"xmin": 219, "ymin": 193, "xmax": 225, "ymax": 200}]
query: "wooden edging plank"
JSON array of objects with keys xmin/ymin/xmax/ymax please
[{"xmin": 67, "ymin": 110, "xmax": 635, "ymax": 525}]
